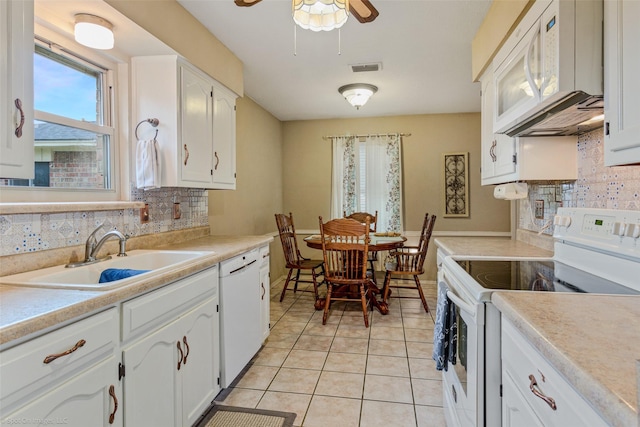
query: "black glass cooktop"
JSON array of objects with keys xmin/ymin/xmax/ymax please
[{"xmin": 455, "ymin": 260, "xmax": 639, "ymax": 295}]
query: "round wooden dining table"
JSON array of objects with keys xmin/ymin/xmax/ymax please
[{"xmin": 304, "ymin": 234, "xmax": 406, "ymax": 314}]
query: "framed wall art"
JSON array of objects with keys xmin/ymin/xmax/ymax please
[{"xmin": 443, "ymin": 152, "xmax": 469, "ymax": 217}]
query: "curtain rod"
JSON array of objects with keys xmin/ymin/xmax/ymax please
[{"xmin": 322, "ymin": 133, "xmax": 411, "ymax": 140}]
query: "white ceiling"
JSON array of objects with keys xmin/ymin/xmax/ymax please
[{"xmin": 178, "ymin": 0, "xmax": 492, "ymax": 121}]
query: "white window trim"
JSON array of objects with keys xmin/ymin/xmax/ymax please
[{"xmin": 0, "ymin": 22, "xmax": 128, "ymax": 204}]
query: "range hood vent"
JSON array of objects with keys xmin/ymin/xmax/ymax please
[{"xmin": 501, "ymin": 93, "xmax": 604, "ymax": 138}]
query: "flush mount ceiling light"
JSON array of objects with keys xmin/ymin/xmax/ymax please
[
  {"xmin": 74, "ymin": 14, "xmax": 114, "ymax": 50},
  {"xmin": 292, "ymin": 0, "xmax": 350, "ymax": 32},
  {"xmin": 338, "ymin": 83, "xmax": 378, "ymax": 109}
]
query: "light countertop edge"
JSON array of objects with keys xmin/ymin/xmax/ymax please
[
  {"xmin": 0, "ymin": 235, "xmax": 273, "ymax": 347},
  {"xmin": 493, "ymin": 292, "xmax": 639, "ymax": 427},
  {"xmin": 434, "ymin": 237, "xmax": 554, "ymax": 258}
]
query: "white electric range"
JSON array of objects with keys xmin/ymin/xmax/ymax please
[{"xmin": 437, "ymin": 207, "xmax": 640, "ymax": 427}]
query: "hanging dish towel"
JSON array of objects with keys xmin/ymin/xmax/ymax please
[
  {"xmin": 432, "ymin": 281, "xmax": 458, "ymax": 371},
  {"xmin": 136, "ymin": 139, "xmax": 161, "ymax": 190}
]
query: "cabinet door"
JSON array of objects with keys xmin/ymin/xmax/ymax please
[
  {"xmin": 502, "ymin": 371, "xmax": 544, "ymax": 427},
  {"xmin": 2, "ymin": 357, "xmax": 122, "ymax": 427},
  {"xmin": 0, "ymin": 0, "xmax": 34, "ymax": 180},
  {"xmin": 212, "ymin": 84, "xmax": 236, "ymax": 189},
  {"xmin": 492, "ymin": 134, "xmax": 517, "ymax": 178},
  {"xmin": 122, "ymin": 320, "xmax": 182, "ymax": 427},
  {"xmin": 260, "ymin": 262, "xmax": 270, "ymax": 342},
  {"xmin": 481, "ymin": 68, "xmax": 496, "ymax": 181},
  {"xmin": 180, "ymin": 297, "xmax": 219, "ymax": 427},
  {"xmin": 180, "ymin": 64, "xmax": 214, "ymax": 186},
  {"xmin": 604, "ymin": 0, "xmax": 640, "ymax": 166}
]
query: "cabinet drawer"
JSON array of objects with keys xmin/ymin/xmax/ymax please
[
  {"xmin": 122, "ymin": 266, "xmax": 218, "ymax": 341},
  {"xmin": 502, "ymin": 320, "xmax": 608, "ymax": 427},
  {"xmin": 260, "ymin": 245, "xmax": 270, "ymax": 266},
  {"xmin": 0, "ymin": 307, "xmax": 118, "ymax": 414}
]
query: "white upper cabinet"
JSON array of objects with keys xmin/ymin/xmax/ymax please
[
  {"xmin": 132, "ymin": 55, "xmax": 237, "ymax": 189},
  {"xmin": 212, "ymin": 82, "xmax": 237, "ymax": 189},
  {"xmin": 480, "ymin": 64, "xmax": 576, "ymax": 185},
  {"xmin": 0, "ymin": 0, "xmax": 34, "ymax": 180},
  {"xmin": 604, "ymin": 0, "xmax": 640, "ymax": 166}
]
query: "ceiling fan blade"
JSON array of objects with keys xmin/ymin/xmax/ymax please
[
  {"xmin": 350, "ymin": 0, "xmax": 379, "ymax": 23},
  {"xmin": 234, "ymin": 0, "xmax": 262, "ymax": 7}
]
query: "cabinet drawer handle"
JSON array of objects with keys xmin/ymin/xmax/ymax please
[
  {"xmin": 261, "ymin": 282, "xmax": 265, "ymax": 299},
  {"xmin": 108, "ymin": 385, "xmax": 118, "ymax": 424},
  {"xmin": 182, "ymin": 336, "xmax": 190, "ymax": 365},
  {"xmin": 214, "ymin": 151, "xmax": 220, "ymax": 170},
  {"xmin": 184, "ymin": 144, "xmax": 190, "ymax": 166},
  {"xmin": 529, "ymin": 374, "xmax": 557, "ymax": 410},
  {"xmin": 177, "ymin": 341, "xmax": 184, "ymax": 370},
  {"xmin": 14, "ymin": 98, "xmax": 25, "ymax": 138},
  {"xmin": 43, "ymin": 339, "xmax": 86, "ymax": 364}
]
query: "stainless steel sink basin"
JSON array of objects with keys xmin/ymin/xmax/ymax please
[{"xmin": 0, "ymin": 250, "xmax": 215, "ymax": 290}]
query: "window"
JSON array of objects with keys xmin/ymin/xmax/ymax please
[
  {"xmin": 1, "ymin": 40, "xmax": 115, "ymax": 191},
  {"xmin": 331, "ymin": 134, "xmax": 404, "ymax": 232}
]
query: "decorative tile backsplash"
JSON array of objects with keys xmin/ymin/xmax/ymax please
[
  {"xmin": 0, "ymin": 186, "xmax": 208, "ymax": 256},
  {"xmin": 519, "ymin": 128, "xmax": 640, "ymax": 235}
]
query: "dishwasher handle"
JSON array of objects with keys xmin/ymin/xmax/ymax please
[{"xmin": 229, "ymin": 259, "xmax": 257, "ymax": 275}]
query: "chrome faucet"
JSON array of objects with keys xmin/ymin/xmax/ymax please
[{"xmin": 67, "ymin": 224, "xmax": 128, "ymax": 268}]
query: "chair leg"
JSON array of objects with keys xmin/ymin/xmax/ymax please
[
  {"xmin": 280, "ymin": 268, "xmax": 295, "ymax": 302},
  {"xmin": 293, "ymin": 269, "xmax": 302, "ymax": 292},
  {"xmin": 414, "ymin": 275, "xmax": 429, "ymax": 313},
  {"xmin": 322, "ymin": 284, "xmax": 333, "ymax": 325},
  {"xmin": 382, "ymin": 271, "xmax": 392, "ymax": 303},
  {"xmin": 360, "ymin": 283, "xmax": 369, "ymax": 328}
]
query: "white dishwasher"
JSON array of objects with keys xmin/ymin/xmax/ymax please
[{"xmin": 219, "ymin": 249, "xmax": 261, "ymax": 387}]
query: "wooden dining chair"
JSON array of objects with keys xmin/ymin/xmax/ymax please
[
  {"xmin": 344, "ymin": 210, "xmax": 378, "ymax": 282},
  {"xmin": 381, "ymin": 213, "xmax": 436, "ymax": 313},
  {"xmin": 275, "ymin": 213, "xmax": 325, "ymax": 307},
  {"xmin": 319, "ymin": 216, "xmax": 374, "ymax": 327}
]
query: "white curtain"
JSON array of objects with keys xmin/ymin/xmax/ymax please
[{"xmin": 331, "ymin": 134, "xmax": 403, "ymax": 232}]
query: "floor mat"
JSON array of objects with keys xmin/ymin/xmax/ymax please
[{"xmin": 197, "ymin": 404, "xmax": 296, "ymax": 427}]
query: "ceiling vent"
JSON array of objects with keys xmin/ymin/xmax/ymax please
[{"xmin": 350, "ymin": 62, "xmax": 382, "ymax": 73}]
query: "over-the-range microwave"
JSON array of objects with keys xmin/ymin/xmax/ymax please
[{"xmin": 493, "ymin": 0, "xmax": 603, "ymax": 137}]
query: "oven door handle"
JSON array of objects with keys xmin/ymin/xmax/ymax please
[{"xmin": 446, "ymin": 290, "xmax": 477, "ymax": 320}]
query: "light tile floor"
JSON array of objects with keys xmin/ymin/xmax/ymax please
[{"xmin": 214, "ymin": 276, "xmax": 447, "ymax": 427}]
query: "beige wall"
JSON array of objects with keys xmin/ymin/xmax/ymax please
[
  {"xmin": 282, "ymin": 113, "xmax": 509, "ymax": 232},
  {"xmin": 281, "ymin": 113, "xmax": 511, "ymax": 281},
  {"xmin": 107, "ymin": 0, "xmax": 244, "ymax": 96},
  {"xmin": 208, "ymin": 97, "xmax": 287, "ymax": 279}
]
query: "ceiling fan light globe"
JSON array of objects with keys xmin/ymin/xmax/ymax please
[{"xmin": 292, "ymin": 0, "xmax": 349, "ymax": 31}]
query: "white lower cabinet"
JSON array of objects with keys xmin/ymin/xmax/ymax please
[
  {"xmin": 4, "ymin": 357, "xmax": 122, "ymax": 427},
  {"xmin": 121, "ymin": 266, "xmax": 219, "ymax": 427},
  {"xmin": 0, "ymin": 307, "xmax": 121, "ymax": 426},
  {"xmin": 501, "ymin": 319, "xmax": 608, "ymax": 427},
  {"xmin": 260, "ymin": 244, "xmax": 271, "ymax": 342},
  {"xmin": 122, "ymin": 297, "xmax": 218, "ymax": 427}
]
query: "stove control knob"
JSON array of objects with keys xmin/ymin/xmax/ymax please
[
  {"xmin": 613, "ymin": 222, "xmax": 627, "ymax": 236},
  {"xmin": 627, "ymin": 223, "xmax": 640, "ymax": 239}
]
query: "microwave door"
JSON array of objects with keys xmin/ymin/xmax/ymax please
[{"xmin": 524, "ymin": 24, "xmax": 543, "ymax": 100}]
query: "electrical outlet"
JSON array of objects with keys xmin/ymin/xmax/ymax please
[
  {"xmin": 140, "ymin": 204, "xmax": 150, "ymax": 223},
  {"xmin": 534, "ymin": 200, "xmax": 544, "ymax": 219},
  {"xmin": 173, "ymin": 203, "xmax": 181, "ymax": 220}
]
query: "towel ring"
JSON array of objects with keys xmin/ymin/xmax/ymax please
[{"xmin": 135, "ymin": 118, "xmax": 160, "ymax": 140}]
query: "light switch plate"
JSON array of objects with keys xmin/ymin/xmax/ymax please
[{"xmin": 140, "ymin": 204, "xmax": 150, "ymax": 223}]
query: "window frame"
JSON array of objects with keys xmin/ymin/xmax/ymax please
[{"xmin": 0, "ymin": 24, "xmax": 125, "ymax": 203}]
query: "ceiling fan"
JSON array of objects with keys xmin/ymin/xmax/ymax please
[{"xmin": 234, "ymin": 0, "xmax": 379, "ymax": 24}]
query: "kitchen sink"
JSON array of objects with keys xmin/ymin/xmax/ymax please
[{"xmin": 0, "ymin": 250, "xmax": 216, "ymax": 290}]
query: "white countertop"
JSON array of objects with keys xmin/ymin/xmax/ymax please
[
  {"xmin": 434, "ymin": 236, "xmax": 553, "ymax": 258},
  {"xmin": 0, "ymin": 235, "xmax": 272, "ymax": 347},
  {"xmin": 493, "ymin": 291, "xmax": 639, "ymax": 427}
]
